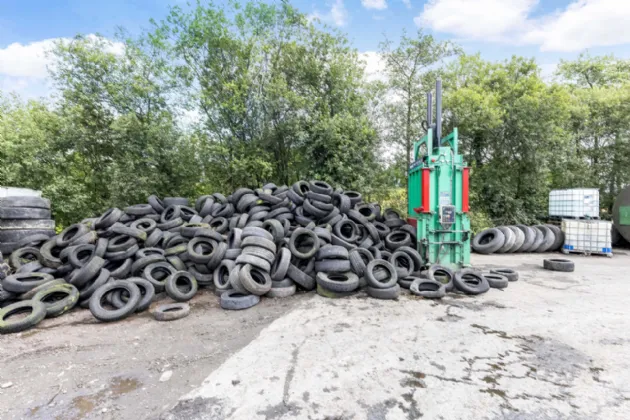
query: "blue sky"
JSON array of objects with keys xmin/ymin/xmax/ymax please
[{"xmin": 1, "ymin": 0, "xmax": 630, "ymax": 98}]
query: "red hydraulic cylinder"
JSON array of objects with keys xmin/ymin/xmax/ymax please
[
  {"xmin": 421, "ymin": 168, "xmax": 431, "ymax": 213},
  {"xmin": 462, "ymin": 167, "xmax": 470, "ymax": 213}
]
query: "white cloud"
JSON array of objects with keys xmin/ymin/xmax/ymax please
[
  {"xmin": 310, "ymin": 0, "xmax": 348, "ymax": 27},
  {"xmin": 0, "ymin": 35, "xmax": 124, "ymax": 98},
  {"xmin": 416, "ymin": 0, "xmax": 630, "ymax": 52},
  {"xmin": 360, "ymin": 51, "xmax": 387, "ymax": 82},
  {"xmin": 362, "ymin": 0, "xmax": 388, "ymax": 10},
  {"xmin": 402, "ymin": 0, "xmax": 412, "ymax": 9}
]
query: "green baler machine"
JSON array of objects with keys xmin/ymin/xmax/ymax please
[{"xmin": 407, "ymin": 80, "xmax": 471, "ymax": 269}]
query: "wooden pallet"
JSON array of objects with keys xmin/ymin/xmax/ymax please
[{"xmin": 561, "ymin": 248, "xmax": 612, "ymax": 258}]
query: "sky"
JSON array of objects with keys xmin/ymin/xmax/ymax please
[{"xmin": 1, "ymin": 0, "xmax": 630, "ymax": 99}]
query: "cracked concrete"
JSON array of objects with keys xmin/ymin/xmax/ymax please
[
  {"xmin": 161, "ymin": 253, "xmax": 630, "ymax": 420},
  {"xmin": 1, "ymin": 253, "xmax": 630, "ymax": 419}
]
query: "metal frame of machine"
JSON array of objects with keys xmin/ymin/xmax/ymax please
[{"xmin": 407, "ymin": 80, "xmax": 471, "ymax": 269}]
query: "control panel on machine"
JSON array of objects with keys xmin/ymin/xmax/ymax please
[{"xmin": 440, "ymin": 205, "xmax": 455, "ymax": 225}]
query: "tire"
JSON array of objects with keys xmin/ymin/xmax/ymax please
[
  {"xmin": 453, "ymin": 269, "xmax": 489, "ymax": 295},
  {"xmin": 89, "ymin": 281, "xmax": 141, "ymax": 322},
  {"xmin": 33, "ymin": 283, "xmax": 79, "ymax": 317},
  {"xmin": 241, "ymin": 236, "xmax": 277, "ymax": 254},
  {"xmin": 143, "ymin": 262, "xmax": 177, "ymax": 292},
  {"xmin": 471, "ymin": 228, "xmax": 505, "ymax": 254},
  {"xmin": 0, "ymin": 207, "xmax": 51, "ymax": 219},
  {"xmin": 0, "ymin": 228, "xmax": 55, "ymax": 243},
  {"xmin": 543, "ymin": 258, "xmax": 575, "ymax": 272},
  {"xmin": 2, "ymin": 272, "xmax": 53, "ymax": 293},
  {"xmin": 409, "ymin": 278, "xmax": 446, "ymax": 299},
  {"xmin": 529, "ymin": 227, "xmax": 544, "ymax": 253},
  {"xmin": 316, "ymin": 272, "xmax": 359, "ymax": 292},
  {"xmin": 314, "ymin": 259, "xmax": 352, "ymax": 273},
  {"xmin": 384, "ymin": 231, "xmax": 412, "ymax": 251},
  {"xmin": 485, "ymin": 273, "xmax": 509, "ymax": 289},
  {"xmin": 18, "ymin": 278, "xmax": 66, "ymax": 300},
  {"xmin": 427, "ymin": 265, "xmax": 454, "ymax": 292},
  {"xmin": 266, "ymin": 285, "xmax": 296, "ymax": 298},
  {"xmin": 214, "ymin": 260, "xmax": 235, "ymax": 291},
  {"xmin": 220, "ymin": 290, "xmax": 260, "ymax": 310},
  {"xmin": 105, "ymin": 258, "xmax": 132, "ymax": 279},
  {"xmin": 366, "ymin": 284, "xmax": 400, "ymax": 300},
  {"xmin": 287, "ymin": 264, "xmax": 316, "ymax": 290},
  {"xmin": 545, "ymin": 225, "xmax": 564, "ymax": 252},
  {"xmin": 365, "ymin": 260, "xmax": 397, "ymax": 289},
  {"xmin": 507, "ymin": 226, "xmax": 525, "ymax": 253},
  {"xmin": 289, "ymin": 228, "xmax": 320, "ymax": 259},
  {"xmin": 316, "ymin": 284, "xmax": 356, "ymax": 298},
  {"xmin": 271, "ymin": 248, "xmax": 291, "ymax": 281},
  {"xmin": 12, "ymin": 232, "xmax": 55, "ymax": 247},
  {"xmin": 9, "ymin": 247, "xmax": 41, "ymax": 270},
  {"xmin": 389, "ymin": 251, "xmax": 413, "ymax": 278},
  {"xmin": 242, "ymin": 226, "xmax": 274, "ymax": 241},
  {"xmin": 228, "ymin": 266, "xmax": 249, "ymax": 294},
  {"xmin": 496, "ymin": 227, "xmax": 516, "ymax": 254},
  {"xmin": 515, "ymin": 225, "xmax": 536, "ymax": 252},
  {"xmin": 490, "ymin": 268, "xmax": 519, "ymax": 282},
  {"xmin": 349, "ymin": 248, "xmax": 372, "ymax": 277},
  {"xmin": 0, "ymin": 300, "xmax": 47, "ymax": 334},
  {"xmin": 0, "ymin": 219, "xmax": 55, "ymax": 230},
  {"xmin": 239, "ymin": 264, "xmax": 272, "ymax": 296},
  {"xmin": 533, "ymin": 225, "xmax": 555, "ymax": 253},
  {"xmin": 69, "ymin": 256, "xmax": 105, "ymax": 288},
  {"xmin": 154, "ymin": 303, "xmax": 190, "ymax": 321},
  {"xmin": 396, "ymin": 246, "xmax": 423, "ymax": 272},
  {"xmin": 163, "ymin": 197, "xmax": 189, "ymax": 207},
  {"xmin": 165, "ymin": 271, "xmax": 198, "ymax": 301},
  {"xmin": 78, "ymin": 268, "xmax": 111, "ymax": 300},
  {"xmin": 0, "ymin": 196, "xmax": 50, "ymax": 209},
  {"xmin": 235, "ymin": 253, "xmax": 271, "ymax": 272},
  {"xmin": 68, "ymin": 244, "xmax": 95, "ymax": 269},
  {"xmin": 398, "ymin": 277, "xmax": 415, "ymax": 289},
  {"xmin": 316, "ymin": 245, "xmax": 349, "ymax": 261}
]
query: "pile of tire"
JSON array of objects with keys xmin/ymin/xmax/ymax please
[
  {"xmin": 0, "ymin": 196, "xmax": 55, "ymax": 256},
  {"xmin": 0, "ymin": 180, "xmax": 506, "ymax": 334},
  {"xmin": 472, "ymin": 225, "xmax": 564, "ymax": 255}
]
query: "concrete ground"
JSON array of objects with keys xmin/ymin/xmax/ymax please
[{"xmin": 1, "ymin": 252, "xmax": 629, "ymax": 420}]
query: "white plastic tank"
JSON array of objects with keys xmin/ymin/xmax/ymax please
[
  {"xmin": 549, "ymin": 188, "xmax": 599, "ymax": 219},
  {"xmin": 562, "ymin": 219, "xmax": 612, "ymax": 256}
]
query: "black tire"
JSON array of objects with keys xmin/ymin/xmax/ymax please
[
  {"xmin": 89, "ymin": 281, "xmax": 141, "ymax": 322},
  {"xmin": 287, "ymin": 263, "xmax": 316, "ymax": 290},
  {"xmin": 398, "ymin": 277, "xmax": 415, "ymax": 289},
  {"xmin": 9, "ymin": 247, "xmax": 41, "ymax": 270},
  {"xmin": 33, "ymin": 283, "xmax": 79, "ymax": 317},
  {"xmin": 389, "ymin": 251, "xmax": 413, "ymax": 278},
  {"xmin": 266, "ymin": 285, "xmax": 296, "ymax": 298},
  {"xmin": 235, "ymin": 253, "xmax": 271, "ymax": 272},
  {"xmin": 69, "ymin": 256, "xmax": 105, "ymax": 288},
  {"xmin": 496, "ymin": 227, "xmax": 516, "ymax": 254},
  {"xmin": 242, "ymin": 226, "xmax": 274, "ymax": 241},
  {"xmin": 143, "ymin": 262, "xmax": 177, "ymax": 292},
  {"xmin": 2, "ymin": 272, "xmax": 53, "ymax": 293},
  {"xmin": 220, "ymin": 290, "xmax": 260, "ymax": 310},
  {"xmin": 309, "ymin": 180, "xmax": 333, "ymax": 196},
  {"xmin": 15, "ymin": 233, "xmax": 53, "ymax": 249},
  {"xmin": 453, "ymin": 269, "xmax": 490, "ymax": 295},
  {"xmin": 241, "ymin": 236, "xmax": 277, "ymax": 253},
  {"xmin": 316, "ymin": 272, "xmax": 359, "ymax": 292},
  {"xmin": 68, "ymin": 244, "xmax": 95, "ymax": 269},
  {"xmin": 78, "ymin": 268, "xmax": 111, "ymax": 300},
  {"xmin": 316, "ymin": 245, "xmax": 349, "ymax": 261},
  {"xmin": 396, "ymin": 246, "xmax": 423, "ymax": 272},
  {"xmin": 366, "ymin": 284, "xmax": 400, "ymax": 300},
  {"xmin": 0, "ymin": 207, "xmax": 51, "ymax": 219},
  {"xmin": 384, "ymin": 231, "xmax": 412, "ymax": 251},
  {"xmin": 154, "ymin": 303, "xmax": 190, "ymax": 321},
  {"xmin": 515, "ymin": 225, "xmax": 536, "ymax": 252},
  {"xmin": 490, "ymin": 268, "xmax": 519, "ymax": 282},
  {"xmin": 314, "ymin": 259, "xmax": 352, "ymax": 273},
  {"xmin": 316, "ymin": 283, "xmax": 356, "ymax": 298},
  {"xmin": 0, "ymin": 300, "xmax": 47, "ymax": 334},
  {"xmin": 349, "ymin": 248, "xmax": 372, "ymax": 277},
  {"xmin": 528, "ymin": 227, "xmax": 544, "ymax": 252},
  {"xmin": 214, "ymin": 260, "xmax": 235, "ymax": 291},
  {"xmin": 271, "ymin": 248, "xmax": 291, "ymax": 281},
  {"xmin": 165, "ymin": 271, "xmax": 198, "ymax": 302},
  {"xmin": 485, "ymin": 273, "xmax": 509, "ymax": 289},
  {"xmin": 0, "ymin": 229, "xmax": 54, "ymax": 244},
  {"xmin": 105, "ymin": 258, "xmax": 132, "ymax": 279},
  {"xmin": 18, "ymin": 278, "xmax": 66, "ymax": 300},
  {"xmin": 471, "ymin": 228, "xmax": 505, "ymax": 254},
  {"xmin": 545, "ymin": 225, "xmax": 564, "ymax": 252},
  {"xmin": 0, "ymin": 219, "xmax": 55, "ymax": 230},
  {"xmin": 427, "ymin": 265, "xmax": 454, "ymax": 292},
  {"xmin": 0, "ymin": 196, "xmax": 50, "ymax": 209},
  {"xmin": 543, "ymin": 258, "xmax": 575, "ymax": 272},
  {"xmin": 507, "ymin": 226, "xmax": 525, "ymax": 253},
  {"xmin": 533, "ymin": 225, "xmax": 555, "ymax": 253},
  {"xmin": 239, "ymin": 264, "xmax": 272, "ymax": 295},
  {"xmin": 409, "ymin": 278, "xmax": 446, "ymax": 299},
  {"xmin": 289, "ymin": 228, "xmax": 320, "ymax": 260},
  {"xmin": 365, "ymin": 260, "xmax": 397, "ymax": 289},
  {"xmin": 163, "ymin": 197, "xmax": 189, "ymax": 207}
]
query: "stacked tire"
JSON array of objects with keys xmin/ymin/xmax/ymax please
[
  {"xmin": 472, "ymin": 224, "xmax": 564, "ymax": 255},
  {"xmin": 0, "ymin": 196, "xmax": 55, "ymax": 256}
]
